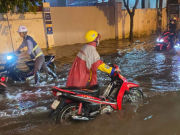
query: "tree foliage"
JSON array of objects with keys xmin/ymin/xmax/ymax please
[{"xmin": 0, "ymin": 0, "xmax": 43, "ymax": 13}]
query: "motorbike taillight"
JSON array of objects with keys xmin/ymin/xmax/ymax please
[
  {"xmin": 1, "ymin": 77, "xmax": 5, "ymax": 82},
  {"xmin": 52, "ymin": 91, "xmax": 57, "ymax": 97},
  {"xmin": 52, "ymin": 91, "xmax": 62, "ymax": 97}
]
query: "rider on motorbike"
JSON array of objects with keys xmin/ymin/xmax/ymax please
[
  {"xmin": 15, "ymin": 25, "xmax": 57, "ymax": 84},
  {"xmin": 168, "ymin": 17, "xmax": 178, "ymax": 48},
  {"xmin": 66, "ymin": 30, "xmax": 120, "ymax": 87}
]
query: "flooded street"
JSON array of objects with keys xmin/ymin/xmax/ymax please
[{"xmin": 1, "ymin": 35, "xmax": 180, "ymax": 135}]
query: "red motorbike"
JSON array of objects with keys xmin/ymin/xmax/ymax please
[
  {"xmin": 154, "ymin": 31, "xmax": 175, "ymax": 51},
  {"xmin": 49, "ymin": 64, "xmax": 143, "ymax": 124}
]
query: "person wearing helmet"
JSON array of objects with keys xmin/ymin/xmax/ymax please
[
  {"xmin": 15, "ymin": 25, "xmax": 57, "ymax": 84},
  {"xmin": 173, "ymin": 17, "xmax": 178, "ymax": 22},
  {"xmin": 168, "ymin": 18, "xmax": 177, "ymax": 48},
  {"xmin": 66, "ymin": 30, "xmax": 120, "ymax": 87}
]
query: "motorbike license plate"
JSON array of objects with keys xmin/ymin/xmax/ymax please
[{"xmin": 51, "ymin": 100, "xmax": 60, "ymax": 110}]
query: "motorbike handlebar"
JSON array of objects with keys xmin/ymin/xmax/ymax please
[{"xmin": 108, "ymin": 63, "xmax": 121, "ymax": 77}]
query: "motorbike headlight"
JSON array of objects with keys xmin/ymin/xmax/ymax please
[
  {"xmin": 7, "ymin": 55, "xmax": 12, "ymax": 60},
  {"xmin": 159, "ymin": 39, "xmax": 164, "ymax": 42},
  {"xmin": 157, "ymin": 38, "xmax": 164, "ymax": 42}
]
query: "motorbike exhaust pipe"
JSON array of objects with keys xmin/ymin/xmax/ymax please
[{"xmin": 71, "ymin": 115, "xmax": 94, "ymax": 121}]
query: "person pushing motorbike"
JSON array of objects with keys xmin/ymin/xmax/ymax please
[
  {"xmin": 15, "ymin": 25, "xmax": 57, "ymax": 84},
  {"xmin": 66, "ymin": 30, "xmax": 120, "ymax": 87}
]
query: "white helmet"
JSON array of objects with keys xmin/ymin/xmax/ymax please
[{"xmin": 17, "ymin": 25, "xmax": 28, "ymax": 33}]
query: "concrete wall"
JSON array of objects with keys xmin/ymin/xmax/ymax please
[
  {"xmin": 51, "ymin": 5, "xmax": 167, "ymax": 46},
  {"xmin": 0, "ymin": 13, "xmax": 46, "ymax": 54},
  {"xmin": 50, "ymin": 6, "xmax": 115, "ymax": 46},
  {"xmin": 118, "ymin": 8, "xmax": 167, "ymax": 39}
]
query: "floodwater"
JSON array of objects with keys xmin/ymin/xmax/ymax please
[{"xmin": 1, "ymin": 35, "xmax": 180, "ymax": 135}]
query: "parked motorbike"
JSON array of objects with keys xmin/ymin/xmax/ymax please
[
  {"xmin": 0, "ymin": 52, "xmax": 56, "ymax": 82},
  {"xmin": 49, "ymin": 64, "xmax": 143, "ymax": 124},
  {"xmin": 154, "ymin": 31, "xmax": 175, "ymax": 51}
]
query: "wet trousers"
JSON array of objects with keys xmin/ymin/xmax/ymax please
[
  {"xmin": 34, "ymin": 55, "xmax": 49, "ymax": 74},
  {"xmin": 34, "ymin": 55, "xmax": 57, "ymax": 84},
  {"xmin": 169, "ymin": 35, "xmax": 175, "ymax": 49}
]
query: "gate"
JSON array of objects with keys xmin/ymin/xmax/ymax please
[
  {"xmin": 168, "ymin": 4, "xmax": 180, "ymax": 40},
  {"xmin": 168, "ymin": 4, "xmax": 180, "ymax": 23}
]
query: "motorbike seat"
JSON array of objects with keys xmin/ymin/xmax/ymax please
[
  {"xmin": 59, "ymin": 85, "xmax": 100, "ymax": 98},
  {"xmin": 163, "ymin": 31, "xmax": 170, "ymax": 36}
]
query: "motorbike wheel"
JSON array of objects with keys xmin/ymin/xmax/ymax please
[
  {"xmin": 162, "ymin": 44, "xmax": 168, "ymax": 50},
  {"xmin": 154, "ymin": 46, "xmax": 160, "ymax": 51},
  {"xmin": 0, "ymin": 84, "xmax": 6, "ymax": 95},
  {"xmin": 128, "ymin": 87, "xmax": 143, "ymax": 103},
  {"xmin": 57, "ymin": 103, "xmax": 86, "ymax": 125}
]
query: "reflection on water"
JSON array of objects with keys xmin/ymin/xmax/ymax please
[{"xmin": 0, "ymin": 36, "xmax": 180, "ymax": 135}]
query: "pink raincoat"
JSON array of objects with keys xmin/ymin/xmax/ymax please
[{"xmin": 66, "ymin": 42, "xmax": 103, "ymax": 87}]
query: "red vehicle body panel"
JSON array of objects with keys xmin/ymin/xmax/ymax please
[
  {"xmin": 51, "ymin": 65, "xmax": 140, "ymax": 110},
  {"xmin": 156, "ymin": 34, "xmax": 171, "ymax": 51}
]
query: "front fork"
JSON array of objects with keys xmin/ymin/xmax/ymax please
[{"xmin": 78, "ymin": 103, "xmax": 83, "ymax": 114}]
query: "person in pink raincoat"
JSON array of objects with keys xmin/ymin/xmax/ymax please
[{"xmin": 66, "ymin": 30, "xmax": 120, "ymax": 87}]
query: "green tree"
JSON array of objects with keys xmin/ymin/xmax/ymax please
[{"xmin": 0, "ymin": 0, "xmax": 43, "ymax": 13}]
